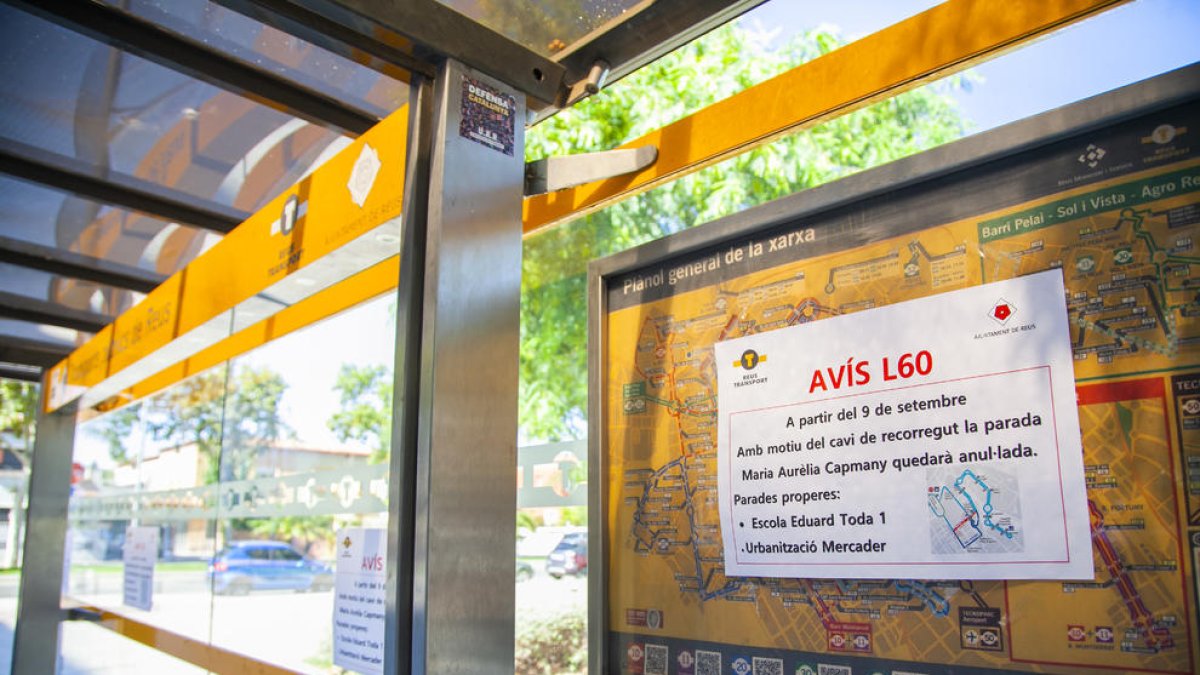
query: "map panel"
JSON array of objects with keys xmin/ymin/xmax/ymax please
[
  {"xmin": 1007, "ymin": 380, "xmax": 1189, "ymax": 674},
  {"xmin": 602, "ymin": 106, "xmax": 1200, "ymax": 674}
]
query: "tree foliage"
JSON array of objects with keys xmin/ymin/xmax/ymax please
[
  {"xmin": 90, "ymin": 365, "xmax": 290, "ymax": 484},
  {"xmin": 327, "ymin": 364, "xmax": 392, "ymax": 463},
  {"xmin": 93, "ymin": 403, "xmax": 144, "ymax": 464},
  {"xmin": 519, "ymin": 24, "xmax": 969, "ymax": 441},
  {"xmin": 0, "ymin": 379, "xmax": 38, "ymax": 464}
]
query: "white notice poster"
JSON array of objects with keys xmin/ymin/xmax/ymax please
[
  {"xmin": 122, "ymin": 526, "xmax": 158, "ymax": 610},
  {"xmin": 333, "ymin": 528, "xmax": 386, "ymax": 675},
  {"xmin": 715, "ymin": 270, "xmax": 1092, "ymax": 580}
]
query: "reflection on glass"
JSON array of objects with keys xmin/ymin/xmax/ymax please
[
  {"xmin": 437, "ymin": 0, "xmax": 648, "ymax": 56},
  {"xmin": 209, "ymin": 295, "xmax": 395, "ymax": 672},
  {"xmin": 69, "ymin": 364, "xmax": 228, "ymax": 652},
  {"xmin": 515, "ymin": 509, "xmax": 588, "ymax": 674},
  {"xmin": 66, "ymin": 295, "xmax": 396, "ymax": 672}
]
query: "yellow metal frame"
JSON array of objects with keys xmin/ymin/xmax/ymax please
[
  {"xmin": 69, "ymin": 604, "xmax": 297, "ymax": 674},
  {"xmin": 522, "ymin": 0, "xmax": 1128, "ymax": 234},
  {"xmin": 76, "ymin": 256, "xmax": 401, "ymax": 422},
  {"xmin": 44, "ymin": 107, "xmax": 410, "ymax": 413},
  {"xmin": 53, "ymin": 0, "xmax": 1128, "ymax": 416}
]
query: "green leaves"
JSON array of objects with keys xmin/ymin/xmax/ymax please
[
  {"xmin": 89, "ymin": 365, "xmax": 291, "ymax": 484},
  {"xmin": 520, "ymin": 23, "xmax": 970, "ymax": 442},
  {"xmin": 0, "ymin": 379, "xmax": 37, "ymax": 463},
  {"xmin": 327, "ymin": 364, "xmax": 392, "ymax": 463}
]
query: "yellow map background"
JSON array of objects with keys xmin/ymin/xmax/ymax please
[{"xmin": 605, "ymin": 160, "xmax": 1200, "ymax": 673}]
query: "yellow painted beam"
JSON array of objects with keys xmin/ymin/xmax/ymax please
[
  {"xmin": 45, "ymin": 106, "xmax": 410, "ymax": 413},
  {"xmin": 76, "ymin": 256, "xmax": 400, "ymax": 422},
  {"xmin": 521, "ymin": 0, "xmax": 1128, "ymax": 234},
  {"xmin": 74, "ymin": 605, "xmax": 297, "ymax": 674}
]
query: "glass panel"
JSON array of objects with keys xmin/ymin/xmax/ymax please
[
  {"xmin": 70, "ymin": 365, "xmax": 229, "ymax": 645},
  {"xmin": 742, "ymin": 0, "xmax": 945, "ymax": 43},
  {"xmin": 522, "ymin": 0, "xmax": 1200, "ymax": 444},
  {"xmin": 944, "ymin": 0, "xmax": 1200, "ymax": 134},
  {"xmin": 740, "ymin": 0, "xmax": 1200, "ymax": 138},
  {"xmin": 0, "ymin": 4, "xmax": 347, "ymax": 214},
  {"xmin": 0, "ymin": 264, "xmax": 57, "ymax": 304},
  {"xmin": 0, "ymin": 263, "xmax": 137, "ymax": 318},
  {"xmin": 436, "ymin": 0, "xmax": 650, "ymax": 56},
  {"xmin": 104, "ymin": 0, "xmax": 409, "ymax": 118},
  {"xmin": 0, "ymin": 176, "xmax": 67, "ymax": 249},
  {"xmin": 520, "ymin": 2, "xmax": 1198, "ymax": 670},
  {"xmin": 516, "ymin": 502, "xmax": 588, "ymax": 674},
  {"xmin": 0, "ymin": 176, "xmax": 216, "ymax": 277},
  {"xmin": 209, "ymin": 295, "xmax": 395, "ymax": 673},
  {"xmin": 0, "ymin": 379, "xmax": 34, "ymax": 675},
  {"xmin": 0, "ymin": 319, "xmax": 83, "ymax": 347}
]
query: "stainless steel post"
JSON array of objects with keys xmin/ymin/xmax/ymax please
[
  {"xmin": 385, "ymin": 73, "xmax": 433, "ymax": 674},
  {"xmin": 410, "ymin": 59, "xmax": 524, "ymax": 673},
  {"xmin": 12, "ymin": 400, "xmax": 77, "ymax": 674}
]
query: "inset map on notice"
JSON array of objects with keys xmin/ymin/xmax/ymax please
[{"xmin": 927, "ymin": 467, "xmax": 1024, "ymax": 555}]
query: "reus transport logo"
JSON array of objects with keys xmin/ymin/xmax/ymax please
[
  {"xmin": 731, "ymin": 348, "xmax": 769, "ymax": 389},
  {"xmin": 733, "ymin": 349, "xmax": 766, "ymax": 370}
]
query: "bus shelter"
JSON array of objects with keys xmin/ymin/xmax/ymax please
[{"xmin": 1, "ymin": 0, "xmax": 1197, "ymax": 673}]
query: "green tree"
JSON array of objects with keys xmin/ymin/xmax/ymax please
[
  {"xmin": 91, "ymin": 403, "xmax": 144, "ymax": 464},
  {"xmin": 93, "ymin": 365, "xmax": 291, "ymax": 484},
  {"xmin": 327, "ymin": 364, "xmax": 392, "ymax": 463},
  {"xmin": 520, "ymin": 24, "xmax": 969, "ymax": 441},
  {"xmin": 0, "ymin": 380, "xmax": 38, "ymax": 465}
]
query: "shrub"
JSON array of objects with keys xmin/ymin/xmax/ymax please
[{"xmin": 515, "ymin": 609, "xmax": 586, "ymax": 674}]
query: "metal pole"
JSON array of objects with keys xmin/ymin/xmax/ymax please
[
  {"xmin": 410, "ymin": 59, "xmax": 524, "ymax": 673},
  {"xmin": 384, "ymin": 73, "xmax": 433, "ymax": 674},
  {"xmin": 12, "ymin": 400, "xmax": 77, "ymax": 674}
]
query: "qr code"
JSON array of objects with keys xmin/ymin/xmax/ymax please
[
  {"xmin": 644, "ymin": 644, "xmax": 668, "ymax": 675},
  {"xmin": 753, "ymin": 657, "xmax": 783, "ymax": 675},
  {"xmin": 818, "ymin": 665, "xmax": 851, "ymax": 675},
  {"xmin": 695, "ymin": 649, "xmax": 722, "ymax": 675}
]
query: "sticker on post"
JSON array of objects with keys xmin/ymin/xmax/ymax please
[
  {"xmin": 459, "ymin": 76, "xmax": 516, "ymax": 156},
  {"xmin": 714, "ymin": 270, "xmax": 1092, "ymax": 580}
]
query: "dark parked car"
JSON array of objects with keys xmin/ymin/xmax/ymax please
[
  {"xmin": 545, "ymin": 533, "xmax": 587, "ymax": 578},
  {"xmin": 209, "ymin": 540, "xmax": 333, "ymax": 595}
]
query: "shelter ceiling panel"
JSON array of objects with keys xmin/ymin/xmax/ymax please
[
  {"xmin": 100, "ymin": 0, "xmax": 409, "ymax": 118},
  {"xmin": 0, "ymin": 175, "xmax": 215, "ymax": 278},
  {"xmin": 436, "ymin": 0, "xmax": 649, "ymax": 57},
  {"xmin": 0, "ymin": 4, "xmax": 349, "ymax": 215},
  {"xmin": 0, "ymin": 262, "xmax": 137, "ymax": 317},
  {"xmin": 0, "ymin": 319, "xmax": 84, "ymax": 347},
  {"xmin": 0, "ymin": 332, "xmax": 75, "ymax": 369}
]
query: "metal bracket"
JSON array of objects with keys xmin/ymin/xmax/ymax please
[
  {"xmin": 524, "ymin": 144, "xmax": 657, "ymax": 196},
  {"xmin": 66, "ymin": 607, "xmax": 103, "ymax": 622},
  {"xmin": 559, "ymin": 60, "xmax": 611, "ymax": 109}
]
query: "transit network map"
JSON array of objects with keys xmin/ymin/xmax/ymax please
[{"xmin": 603, "ymin": 106, "xmax": 1199, "ymax": 675}]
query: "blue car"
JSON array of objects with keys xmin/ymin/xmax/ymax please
[{"xmin": 209, "ymin": 540, "xmax": 333, "ymax": 595}]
